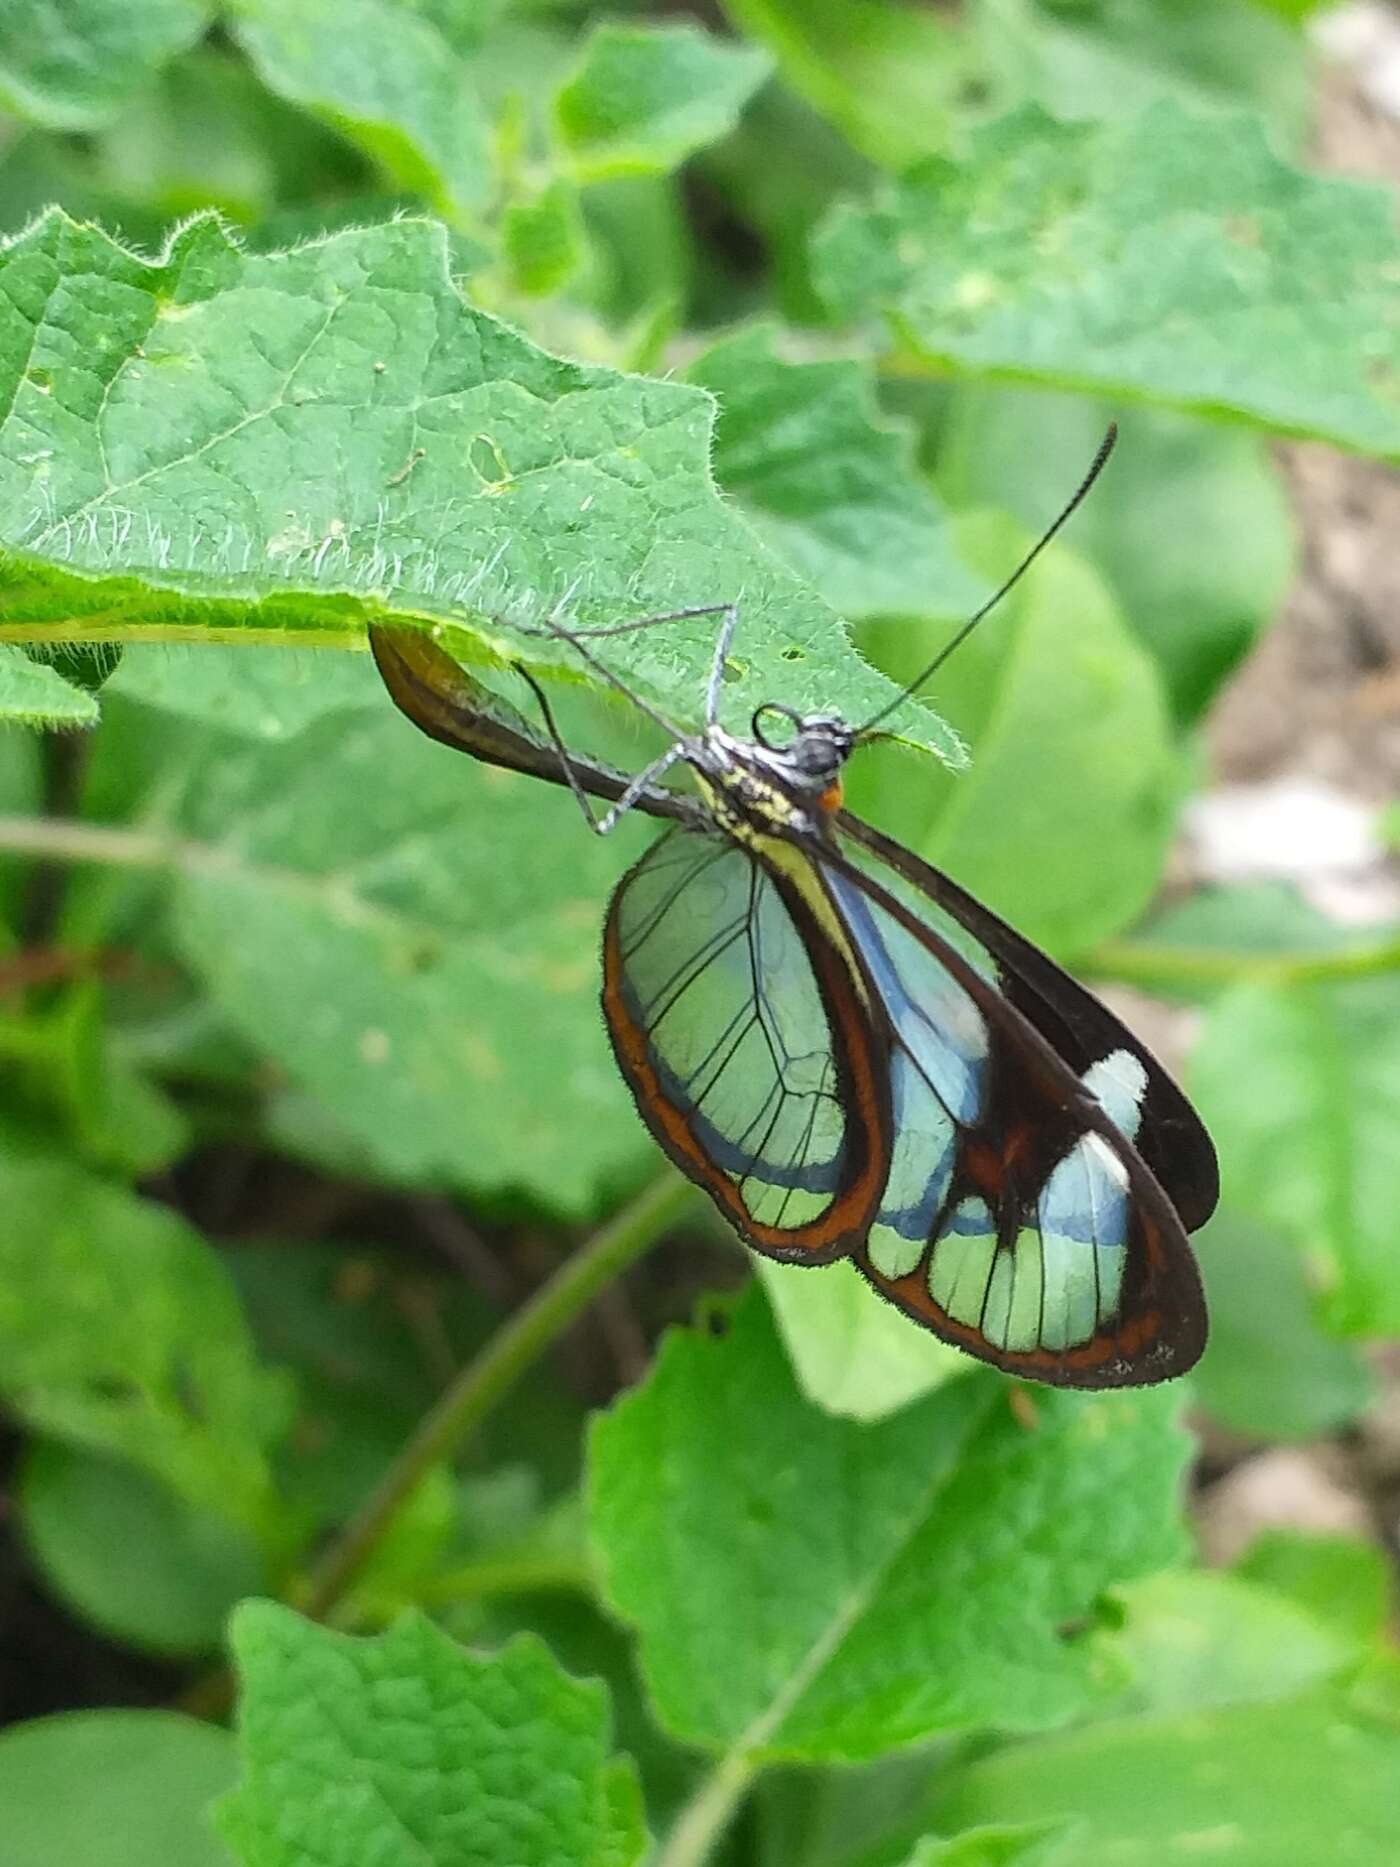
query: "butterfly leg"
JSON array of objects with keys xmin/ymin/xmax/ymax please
[
  {"xmin": 515, "ymin": 601, "xmax": 738, "ymax": 643},
  {"xmin": 513, "ymin": 599, "xmax": 742, "ymax": 742},
  {"xmin": 704, "ymin": 603, "xmax": 741, "ymax": 728},
  {"xmin": 514, "ymin": 663, "xmax": 686, "ymax": 835}
]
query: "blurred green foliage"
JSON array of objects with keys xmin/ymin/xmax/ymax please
[{"xmin": 0, "ymin": 1, "xmax": 1396, "ymax": 1863}]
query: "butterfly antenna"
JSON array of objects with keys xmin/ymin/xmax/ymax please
[{"xmin": 853, "ymin": 423, "xmax": 1118, "ymax": 738}]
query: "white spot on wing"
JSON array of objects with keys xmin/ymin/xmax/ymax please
[{"xmin": 1082, "ymin": 1048, "xmax": 1147, "ymax": 1142}]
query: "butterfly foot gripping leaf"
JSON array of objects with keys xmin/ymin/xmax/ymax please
[{"xmin": 368, "ymin": 495, "xmax": 1216, "ymax": 1391}]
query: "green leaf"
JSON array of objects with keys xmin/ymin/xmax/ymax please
[
  {"xmin": 814, "ymin": 102, "xmax": 1400, "ymax": 462},
  {"xmin": 578, "ymin": 172, "xmax": 693, "ymax": 330},
  {"xmin": 105, "ymin": 642, "xmax": 377, "ymax": 738},
  {"xmin": 696, "ymin": 76, "xmax": 874, "ymax": 327},
  {"xmin": 18, "ymin": 1439, "xmax": 264, "ymax": 1656},
  {"xmin": 502, "ymin": 178, "xmax": 587, "ymax": 298},
  {"xmin": 477, "ymin": 1589, "xmax": 703, "ymax": 1838},
  {"xmin": 0, "ymin": 645, "xmax": 98, "ymax": 728},
  {"xmin": 688, "ymin": 325, "xmax": 983, "ymax": 622},
  {"xmin": 968, "ymin": 0, "xmax": 1311, "ymax": 150},
  {"xmin": 1090, "ymin": 1569, "xmax": 1358, "ymax": 1718},
  {"xmin": 2, "ymin": 977, "xmax": 190, "ymax": 1176},
  {"xmin": 219, "ymin": 1602, "xmax": 646, "ymax": 1867},
  {"xmin": 0, "ymin": 209, "xmax": 946, "ymax": 759},
  {"xmin": 555, "ymin": 22, "xmax": 772, "ymax": 182},
  {"xmin": 721, "ymin": 0, "xmax": 1309, "ymax": 176},
  {"xmin": 0, "ymin": 1137, "xmax": 290, "ymax": 1536},
  {"xmin": 924, "ymin": 1669, "xmax": 1400, "ymax": 1866},
  {"xmin": 854, "ymin": 516, "xmax": 1178, "ymax": 957},
  {"xmin": 160, "ymin": 694, "xmax": 653, "ymax": 1211},
  {"xmin": 896, "ymin": 1826, "xmax": 1070, "ymax": 1867},
  {"xmin": 226, "ymin": 0, "xmax": 490, "ymax": 220},
  {"xmin": 0, "ymin": 1709, "xmax": 236, "ymax": 1867},
  {"xmin": 1251, "ymin": 0, "xmax": 1328, "ymax": 18},
  {"xmin": 587, "ymin": 1287, "xmax": 1189, "ymax": 1762},
  {"xmin": 1191, "ymin": 977, "xmax": 1400, "ymax": 1335},
  {"xmin": 1190, "ymin": 1209, "xmax": 1375, "ymax": 1441},
  {"xmin": 757, "ymin": 1258, "xmax": 963, "ymax": 1421},
  {"xmin": 86, "ymin": 44, "xmax": 373, "ymax": 232},
  {"xmin": 719, "ymin": 0, "xmax": 973, "ymax": 170},
  {"xmin": 0, "ymin": 0, "xmax": 210, "ymax": 131},
  {"xmin": 1234, "ymin": 1531, "xmax": 1394, "ymax": 1648},
  {"xmin": 934, "ymin": 385, "xmax": 1295, "ymax": 724}
]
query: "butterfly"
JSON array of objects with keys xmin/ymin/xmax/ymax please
[{"xmin": 368, "ymin": 428, "xmax": 1217, "ymax": 1387}]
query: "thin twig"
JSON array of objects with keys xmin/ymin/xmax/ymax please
[
  {"xmin": 299, "ymin": 1171, "xmax": 692, "ymax": 1620},
  {"xmin": 1086, "ymin": 931, "xmax": 1400, "ymax": 992}
]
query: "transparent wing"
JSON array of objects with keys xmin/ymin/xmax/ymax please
[
  {"xmin": 839, "ymin": 811, "xmax": 1218, "ymax": 1232},
  {"xmin": 602, "ymin": 829, "xmax": 889, "ymax": 1257},
  {"xmin": 823, "ymin": 849, "xmax": 1206, "ymax": 1387}
]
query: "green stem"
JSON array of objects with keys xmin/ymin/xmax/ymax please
[
  {"xmin": 300, "ymin": 1170, "xmax": 692, "ymax": 1620},
  {"xmin": 407, "ymin": 1552, "xmax": 592, "ymax": 1609},
  {"xmin": 0, "ymin": 814, "xmax": 209, "ymax": 873},
  {"xmin": 0, "ymin": 814, "xmax": 439, "ymax": 957},
  {"xmin": 1086, "ymin": 932, "xmax": 1400, "ymax": 992},
  {"xmin": 9, "ymin": 816, "xmax": 1399, "ymax": 995},
  {"xmin": 653, "ymin": 1750, "xmax": 759, "ymax": 1867}
]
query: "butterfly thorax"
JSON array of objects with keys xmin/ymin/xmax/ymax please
[{"xmin": 689, "ymin": 717, "xmax": 855, "ymax": 846}]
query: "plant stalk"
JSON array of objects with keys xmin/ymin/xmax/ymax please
[
  {"xmin": 1086, "ymin": 932, "xmax": 1400, "ymax": 991},
  {"xmin": 6, "ymin": 818, "xmax": 1400, "ymax": 993},
  {"xmin": 301, "ymin": 1170, "xmax": 692, "ymax": 1619}
]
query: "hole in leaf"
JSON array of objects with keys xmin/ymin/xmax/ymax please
[
  {"xmin": 469, "ymin": 433, "xmax": 511, "ymax": 486},
  {"xmin": 780, "ymin": 646, "xmax": 804, "ymax": 663}
]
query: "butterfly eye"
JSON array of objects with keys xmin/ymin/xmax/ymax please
[{"xmin": 752, "ymin": 701, "xmax": 804, "ymax": 750}]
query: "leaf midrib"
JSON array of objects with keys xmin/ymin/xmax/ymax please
[{"xmin": 717, "ymin": 1381, "xmax": 996, "ymax": 1764}]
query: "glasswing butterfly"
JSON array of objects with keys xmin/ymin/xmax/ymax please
[{"xmin": 369, "ymin": 427, "xmax": 1217, "ymax": 1388}]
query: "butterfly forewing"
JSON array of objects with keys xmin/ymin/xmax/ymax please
[{"xmin": 601, "ymin": 828, "xmax": 890, "ymax": 1257}]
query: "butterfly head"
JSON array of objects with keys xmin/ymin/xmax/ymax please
[
  {"xmin": 746, "ymin": 702, "xmax": 856, "ymax": 815},
  {"xmin": 751, "ymin": 703, "xmax": 853, "ymax": 774}
]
